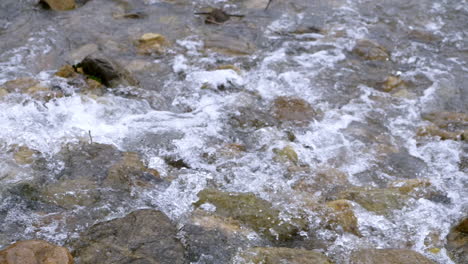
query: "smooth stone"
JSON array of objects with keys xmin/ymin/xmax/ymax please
[{"xmin": 0, "ymin": 240, "xmax": 73, "ymax": 264}]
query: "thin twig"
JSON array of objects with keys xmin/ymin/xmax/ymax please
[{"xmin": 265, "ymin": 0, "xmax": 273, "ymax": 11}]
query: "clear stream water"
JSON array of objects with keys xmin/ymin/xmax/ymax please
[{"xmin": 0, "ymin": 0, "xmax": 467, "ymax": 263}]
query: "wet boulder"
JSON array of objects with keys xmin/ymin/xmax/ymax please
[
  {"xmin": 182, "ymin": 209, "xmax": 264, "ymax": 263},
  {"xmin": 349, "ymin": 248, "xmax": 435, "ymax": 264},
  {"xmin": 0, "ymin": 240, "xmax": 73, "ymax": 264},
  {"xmin": 193, "ymin": 189, "xmax": 307, "ymax": 241},
  {"xmin": 418, "ymin": 112, "xmax": 468, "ymax": 141},
  {"xmin": 76, "ymin": 55, "xmax": 138, "ymax": 87},
  {"xmin": 41, "ymin": 142, "xmax": 160, "ymax": 208},
  {"xmin": 40, "ymin": 0, "xmax": 75, "ymax": 11},
  {"xmin": 72, "ymin": 209, "xmax": 186, "ymax": 264},
  {"xmin": 446, "ymin": 217, "xmax": 468, "ymax": 264},
  {"xmin": 234, "ymin": 247, "xmax": 333, "ymax": 264},
  {"xmin": 352, "ymin": 39, "xmax": 389, "ymax": 61},
  {"xmin": 271, "ymin": 96, "xmax": 318, "ymax": 126}
]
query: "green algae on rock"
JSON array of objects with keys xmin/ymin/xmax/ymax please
[{"xmin": 193, "ymin": 189, "xmax": 308, "ymax": 241}]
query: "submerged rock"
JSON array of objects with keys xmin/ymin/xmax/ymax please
[
  {"xmin": 337, "ymin": 180, "xmax": 436, "ymax": 215},
  {"xmin": 446, "ymin": 217, "xmax": 468, "ymax": 264},
  {"xmin": 12, "ymin": 145, "xmax": 40, "ymax": 165},
  {"xmin": 193, "ymin": 189, "xmax": 307, "ymax": 241},
  {"xmin": 0, "ymin": 240, "xmax": 73, "ymax": 264},
  {"xmin": 204, "ymin": 33, "xmax": 256, "ymax": 55},
  {"xmin": 349, "ymin": 248, "xmax": 435, "ymax": 264},
  {"xmin": 235, "ymin": 247, "xmax": 333, "ymax": 264},
  {"xmin": 40, "ymin": 142, "xmax": 160, "ymax": 208},
  {"xmin": 136, "ymin": 33, "xmax": 168, "ymax": 55},
  {"xmin": 418, "ymin": 112, "xmax": 468, "ymax": 141},
  {"xmin": 183, "ymin": 209, "xmax": 263, "ymax": 263},
  {"xmin": 352, "ymin": 40, "xmax": 389, "ymax": 61},
  {"xmin": 72, "ymin": 209, "xmax": 185, "ymax": 264},
  {"xmin": 273, "ymin": 145, "xmax": 299, "ymax": 164},
  {"xmin": 272, "ymin": 96, "xmax": 318, "ymax": 126},
  {"xmin": 40, "ymin": 0, "xmax": 75, "ymax": 11},
  {"xmin": 293, "ymin": 167, "xmax": 351, "ymax": 200}
]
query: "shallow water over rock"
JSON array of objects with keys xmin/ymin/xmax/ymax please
[{"xmin": 0, "ymin": 0, "xmax": 467, "ymax": 263}]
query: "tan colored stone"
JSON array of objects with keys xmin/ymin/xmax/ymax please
[
  {"xmin": 55, "ymin": 65, "xmax": 77, "ymax": 78},
  {"xmin": 136, "ymin": 33, "xmax": 168, "ymax": 55},
  {"xmin": 204, "ymin": 34, "xmax": 256, "ymax": 55},
  {"xmin": 1, "ymin": 78, "xmax": 39, "ymax": 93},
  {"xmin": 0, "ymin": 240, "xmax": 73, "ymax": 264},
  {"xmin": 215, "ymin": 65, "xmax": 242, "ymax": 74},
  {"xmin": 13, "ymin": 146, "xmax": 38, "ymax": 165},
  {"xmin": 272, "ymin": 96, "xmax": 317, "ymax": 126},
  {"xmin": 0, "ymin": 88, "xmax": 8, "ymax": 97},
  {"xmin": 105, "ymin": 152, "xmax": 160, "ymax": 188},
  {"xmin": 41, "ymin": 0, "xmax": 76, "ymax": 11},
  {"xmin": 326, "ymin": 199, "xmax": 360, "ymax": 236}
]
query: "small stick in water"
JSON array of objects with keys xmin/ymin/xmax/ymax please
[
  {"xmin": 88, "ymin": 130, "xmax": 93, "ymax": 144},
  {"xmin": 265, "ymin": 0, "xmax": 273, "ymax": 11}
]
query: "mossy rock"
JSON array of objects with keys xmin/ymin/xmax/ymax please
[
  {"xmin": 273, "ymin": 146, "xmax": 299, "ymax": 164},
  {"xmin": 336, "ymin": 187, "xmax": 410, "ymax": 215},
  {"xmin": 235, "ymin": 247, "xmax": 333, "ymax": 264},
  {"xmin": 193, "ymin": 189, "xmax": 307, "ymax": 241}
]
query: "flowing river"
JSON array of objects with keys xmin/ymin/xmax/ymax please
[{"xmin": 0, "ymin": 0, "xmax": 467, "ymax": 263}]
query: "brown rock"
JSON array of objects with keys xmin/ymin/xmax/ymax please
[
  {"xmin": 1, "ymin": 78, "xmax": 39, "ymax": 93},
  {"xmin": 105, "ymin": 152, "xmax": 160, "ymax": 189},
  {"xmin": 272, "ymin": 96, "xmax": 317, "ymax": 126},
  {"xmin": 13, "ymin": 146, "xmax": 39, "ymax": 165},
  {"xmin": 293, "ymin": 167, "xmax": 351, "ymax": 199},
  {"xmin": 136, "ymin": 33, "xmax": 168, "ymax": 55},
  {"xmin": 55, "ymin": 65, "xmax": 78, "ymax": 79},
  {"xmin": 350, "ymin": 248, "xmax": 434, "ymax": 264},
  {"xmin": 382, "ymin": 76, "xmax": 405, "ymax": 92},
  {"xmin": 41, "ymin": 0, "xmax": 76, "ymax": 11},
  {"xmin": 0, "ymin": 240, "xmax": 73, "ymax": 264},
  {"xmin": 446, "ymin": 218, "xmax": 468, "ymax": 264},
  {"xmin": 237, "ymin": 247, "xmax": 333, "ymax": 264},
  {"xmin": 72, "ymin": 209, "xmax": 185, "ymax": 264},
  {"xmin": 418, "ymin": 112, "xmax": 468, "ymax": 141},
  {"xmin": 353, "ymin": 40, "xmax": 389, "ymax": 61},
  {"xmin": 325, "ymin": 200, "xmax": 360, "ymax": 236}
]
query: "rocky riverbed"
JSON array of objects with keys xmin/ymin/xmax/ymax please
[{"xmin": 0, "ymin": 0, "xmax": 467, "ymax": 263}]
